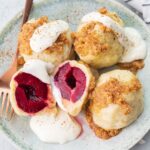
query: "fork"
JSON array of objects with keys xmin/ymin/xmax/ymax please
[{"xmin": 0, "ymin": 0, "xmax": 33, "ymax": 120}]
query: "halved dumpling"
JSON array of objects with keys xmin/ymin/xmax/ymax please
[
  {"xmin": 51, "ymin": 60, "xmax": 95, "ymax": 116},
  {"xmin": 10, "ymin": 60, "xmax": 56, "ymax": 116}
]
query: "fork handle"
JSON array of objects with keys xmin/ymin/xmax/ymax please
[{"xmin": 22, "ymin": 0, "xmax": 33, "ymax": 26}]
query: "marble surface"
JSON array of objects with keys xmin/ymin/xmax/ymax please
[{"xmin": 0, "ymin": 0, "xmax": 149, "ymax": 150}]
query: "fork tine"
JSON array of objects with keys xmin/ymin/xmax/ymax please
[
  {"xmin": 0, "ymin": 91, "xmax": 2, "ymax": 114},
  {"xmin": 0, "ymin": 92, "xmax": 7, "ymax": 117},
  {"xmin": 0, "ymin": 90, "xmax": 3, "ymax": 116},
  {"xmin": 8, "ymin": 108, "xmax": 14, "ymax": 121},
  {"xmin": 0, "ymin": 91, "xmax": 2, "ymax": 101},
  {"xmin": 0, "ymin": 88, "xmax": 14, "ymax": 120},
  {"xmin": 5, "ymin": 93, "xmax": 14, "ymax": 120},
  {"xmin": 5, "ymin": 94, "xmax": 10, "ymax": 116}
]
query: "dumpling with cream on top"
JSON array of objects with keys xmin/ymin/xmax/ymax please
[{"xmin": 18, "ymin": 16, "xmax": 73, "ymax": 67}]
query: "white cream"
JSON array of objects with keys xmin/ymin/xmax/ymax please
[
  {"xmin": 80, "ymin": 12, "xmax": 131, "ymax": 49},
  {"xmin": 50, "ymin": 77, "xmax": 67, "ymax": 111},
  {"xmin": 30, "ymin": 109, "xmax": 81, "ymax": 144},
  {"xmin": 21, "ymin": 59, "xmax": 54, "ymax": 84},
  {"xmin": 30, "ymin": 20, "xmax": 69, "ymax": 53},
  {"xmin": 80, "ymin": 12, "xmax": 147, "ymax": 63},
  {"xmin": 119, "ymin": 27, "xmax": 147, "ymax": 63}
]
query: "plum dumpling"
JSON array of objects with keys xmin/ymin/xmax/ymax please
[
  {"xmin": 74, "ymin": 8, "xmax": 124, "ymax": 69},
  {"xmin": 86, "ymin": 69, "xmax": 143, "ymax": 139},
  {"xmin": 18, "ymin": 16, "xmax": 73, "ymax": 67},
  {"xmin": 74, "ymin": 8, "xmax": 147, "ymax": 69},
  {"xmin": 51, "ymin": 60, "xmax": 95, "ymax": 116},
  {"xmin": 10, "ymin": 60, "xmax": 56, "ymax": 116}
]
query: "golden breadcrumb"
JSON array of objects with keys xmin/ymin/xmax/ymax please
[
  {"xmin": 74, "ymin": 8, "xmax": 125, "ymax": 68},
  {"xmin": 74, "ymin": 22, "xmax": 119, "ymax": 56},
  {"xmin": 18, "ymin": 16, "xmax": 69, "ymax": 55},
  {"xmin": 85, "ymin": 106, "xmax": 121, "ymax": 139},
  {"xmin": 86, "ymin": 77, "xmax": 141, "ymax": 139},
  {"xmin": 17, "ymin": 56, "xmax": 25, "ymax": 66},
  {"xmin": 71, "ymin": 32, "xmax": 76, "ymax": 40},
  {"xmin": 118, "ymin": 60, "xmax": 144, "ymax": 74},
  {"xmin": 90, "ymin": 78, "xmax": 141, "ymax": 115},
  {"xmin": 18, "ymin": 16, "xmax": 48, "ymax": 55},
  {"xmin": 99, "ymin": 7, "xmax": 124, "ymax": 26}
]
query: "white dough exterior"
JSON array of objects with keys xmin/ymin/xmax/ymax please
[
  {"xmin": 79, "ymin": 12, "xmax": 147, "ymax": 63},
  {"xmin": 30, "ymin": 109, "xmax": 81, "ymax": 144},
  {"xmin": 92, "ymin": 70, "xmax": 144, "ymax": 130}
]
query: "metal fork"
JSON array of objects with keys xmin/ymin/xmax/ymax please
[
  {"xmin": 0, "ymin": 0, "xmax": 33, "ymax": 120},
  {"xmin": 0, "ymin": 86, "xmax": 14, "ymax": 120}
]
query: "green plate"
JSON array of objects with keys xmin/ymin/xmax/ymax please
[{"xmin": 0, "ymin": 0, "xmax": 150, "ymax": 150}]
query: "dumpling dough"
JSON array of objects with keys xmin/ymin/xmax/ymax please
[
  {"xmin": 18, "ymin": 16, "xmax": 73, "ymax": 67},
  {"xmin": 90, "ymin": 69, "xmax": 144, "ymax": 130},
  {"xmin": 52, "ymin": 60, "xmax": 95, "ymax": 116},
  {"xmin": 74, "ymin": 8, "xmax": 124, "ymax": 69},
  {"xmin": 30, "ymin": 109, "xmax": 81, "ymax": 144}
]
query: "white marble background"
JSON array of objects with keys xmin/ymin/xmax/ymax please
[{"xmin": 0, "ymin": 0, "xmax": 150, "ymax": 149}]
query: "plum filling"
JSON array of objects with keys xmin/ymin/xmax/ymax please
[
  {"xmin": 54, "ymin": 63, "xmax": 86, "ymax": 102},
  {"xmin": 14, "ymin": 72, "xmax": 48, "ymax": 113}
]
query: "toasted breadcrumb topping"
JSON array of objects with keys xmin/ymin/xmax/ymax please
[
  {"xmin": 90, "ymin": 78, "xmax": 141, "ymax": 115},
  {"xmin": 85, "ymin": 107, "xmax": 121, "ymax": 139},
  {"xmin": 17, "ymin": 56, "xmax": 25, "ymax": 68},
  {"xmin": 118, "ymin": 60, "xmax": 144, "ymax": 74},
  {"xmin": 85, "ymin": 76, "xmax": 141, "ymax": 139},
  {"xmin": 99, "ymin": 7, "xmax": 124, "ymax": 26},
  {"xmin": 18, "ymin": 16, "xmax": 69, "ymax": 55},
  {"xmin": 74, "ymin": 22, "xmax": 116, "ymax": 56}
]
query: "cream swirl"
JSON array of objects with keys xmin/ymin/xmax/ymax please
[
  {"xmin": 30, "ymin": 109, "xmax": 81, "ymax": 144},
  {"xmin": 30, "ymin": 20, "xmax": 69, "ymax": 53}
]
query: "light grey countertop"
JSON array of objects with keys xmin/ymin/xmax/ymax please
[{"xmin": 0, "ymin": 0, "xmax": 149, "ymax": 150}]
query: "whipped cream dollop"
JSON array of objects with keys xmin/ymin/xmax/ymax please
[
  {"xmin": 21, "ymin": 59, "xmax": 54, "ymax": 84},
  {"xmin": 119, "ymin": 27, "xmax": 147, "ymax": 63},
  {"xmin": 30, "ymin": 20, "xmax": 69, "ymax": 53},
  {"xmin": 30, "ymin": 109, "xmax": 81, "ymax": 144},
  {"xmin": 80, "ymin": 12, "xmax": 147, "ymax": 63}
]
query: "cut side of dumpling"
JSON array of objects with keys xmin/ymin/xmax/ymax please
[{"xmin": 51, "ymin": 60, "xmax": 95, "ymax": 116}]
